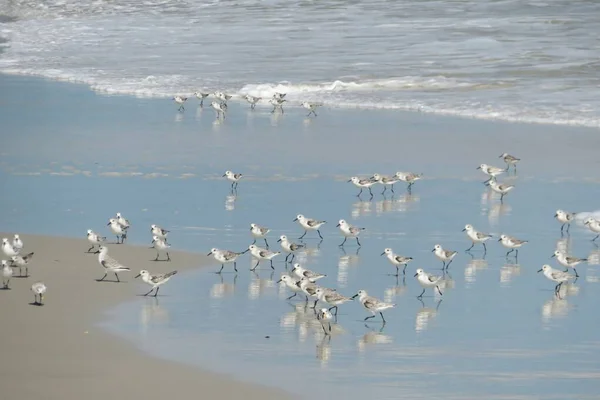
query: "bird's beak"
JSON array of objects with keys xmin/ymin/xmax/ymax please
[
  {"xmin": 276, "ymin": 279, "xmax": 282, "ymax": 283},
  {"xmin": 498, "ymin": 154, "xmax": 502, "ymax": 158},
  {"xmin": 537, "ymin": 269, "xmax": 543, "ymax": 273},
  {"xmin": 461, "ymin": 228, "xmax": 466, "ymax": 232},
  {"xmin": 222, "ymin": 174, "xmax": 226, "ymax": 177},
  {"xmin": 351, "ymin": 294, "xmax": 358, "ymax": 299},
  {"xmin": 380, "ymin": 252, "xmax": 385, "ymax": 256},
  {"xmin": 135, "ymin": 274, "xmax": 141, "ymax": 278},
  {"xmin": 554, "ymin": 213, "xmax": 558, "ymax": 217},
  {"xmin": 431, "ymin": 248, "xmax": 435, "ymax": 252},
  {"xmin": 241, "ymin": 249, "xmax": 249, "ymax": 254},
  {"xmin": 276, "ymin": 239, "xmax": 281, "ymax": 243},
  {"xmin": 106, "ymin": 221, "xmax": 111, "ymax": 226},
  {"xmin": 336, "ymin": 224, "xmax": 340, "ymax": 227},
  {"xmin": 414, "ymin": 273, "xmax": 418, "ymax": 277},
  {"xmin": 207, "ymin": 251, "xmax": 213, "ymax": 256},
  {"xmin": 249, "ymin": 227, "xmax": 252, "ymax": 231},
  {"xmin": 551, "ymin": 254, "xmax": 555, "ymax": 258},
  {"xmin": 497, "ymin": 238, "xmax": 502, "ymax": 242},
  {"xmin": 293, "ymin": 218, "xmax": 298, "ymax": 222},
  {"xmin": 347, "ymin": 179, "xmax": 352, "ymax": 182}
]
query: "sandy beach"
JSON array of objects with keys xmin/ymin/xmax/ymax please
[{"xmin": 0, "ymin": 233, "xmax": 293, "ymax": 400}]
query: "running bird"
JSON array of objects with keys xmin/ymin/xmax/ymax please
[
  {"xmin": 107, "ymin": 218, "xmax": 128, "ymax": 244},
  {"xmin": 555, "ymin": 210, "xmax": 577, "ymax": 234},
  {"xmin": 214, "ymin": 91, "xmax": 232, "ymax": 103},
  {"xmin": 151, "ymin": 224, "xmax": 169, "ymax": 242},
  {"xmin": 293, "ymin": 214, "xmax": 326, "ymax": 240},
  {"xmin": 270, "ymin": 98, "xmax": 286, "ymax": 113},
  {"xmin": 315, "ymin": 287, "xmax": 353, "ymax": 317},
  {"xmin": 31, "ymin": 282, "xmax": 47, "ymax": 305},
  {"xmin": 486, "ymin": 179, "xmax": 514, "ymax": 202},
  {"xmin": 211, "ymin": 101, "xmax": 227, "ymax": 119},
  {"xmin": 12, "ymin": 234, "xmax": 23, "ymax": 251},
  {"xmin": 248, "ymin": 244, "xmax": 280, "ymax": 271},
  {"xmin": 371, "ymin": 173, "xmax": 400, "ymax": 194},
  {"xmin": 337, "ymin": 219, "xmax": 365, "ymax": 247},
  {"xmin": 316, "ymin": 308, "xmax": 334, "ymax": 334},
  {"xmin": 10, "ymin": 252, "xmax": 34, "ymax": 277},
  {"xmin": 151, "ymin": 236, "xmax": 171, "ymax": 261},
  {"xmin": 463, "ymin": 224, "xmax": 492, "ymax": 252},
  {"xmin": 135, "ymin": 269, "xmax": 178, "ymax": 297},
  {"xmin": 291, "ymin": 263, "xmax": 326, "ymax": 282},
  {"xmin": 115, "ymin": 212, "xmax": 131, "ymax": 229},
  {"xmin": 95, "ymin": 245, "xmax": 131, "ymax": 282},
  {"xmin": 244, "ymin": 94, "xmax": 261, "ymax": 109},
  {"xmin": 86, "ymin": 229, "xmax": 106, "ymax": 253},
  {"xmin": 499, "ymin": 234, "xmax": 528, "ymax": 258},
  {"xmin": 477, "ymin": 163, "xmax": 506, "ymax": 183},
  {"xmin": 432, "ymin": 244, "xmax": 457, "ymax": 270},
  {"xmin": 499, "ymin": 153, "xmax": 520, "ymax": 172},
  {"xmin": 414, "ymin": 268, "xmax": 443, "ymax": 298},
  {"xmin": 277, "ymin": 235, "xmax": 304, "ymax": 263},
  {"xmin": 277, "ymin": 274, "xmax": 303, "ymax": 300},
  {"xmin": 381, "ymin": 248, "xmax": 413, "ymax": 276},
  {"xmin": 301, "ymin": 101, "xmax": 322, "ymax": 117},
  {"xmin": 207, "ymin": 248, "xmax": 247, "ymax": 273},
  {"xmin": 223, "ymin": 170, "xmax": 242, "ymax": 190},
  {"xmin": 552, "ymin": 250, "xmax": 586, "ymax": 278},
  {"xmin": 537, "ymin": 264, "xmax": 575, "ymax": 295},
  {"xmin": 172, "ymin": 96, "xmax": 187, "ymax": 111},
  {"xmin": 584, "ymin": 218, "xmax": 600, "ymax": 241},
  {"xmin": 395, "ymin": 172, "xmax": 423, "ymax": 191},
  {"xmin": 348, "ymin": 176, "xmax": 376, "ymax": 198},
  {"xmin": 193, "ymin": 91, "xmax": 210, "ymax": 107},
  {"xmin": 1, "ymin": 238, "xmax": 20, "ymax": 258},
  {"xmin": 250, "ymin": 223, "xmax": 270, "ymax": 248},
  {"xmin": 352, "ymin": 290, "xmax": 395, "ymax": 324},
  {"xmin": 2, "ymin": 260, "xmax": 12, "ymax": 289}
]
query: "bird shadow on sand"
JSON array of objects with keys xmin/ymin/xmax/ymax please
[{"xmin": 29, "ymin": 302, "xmax": 44, "ymax": 306}]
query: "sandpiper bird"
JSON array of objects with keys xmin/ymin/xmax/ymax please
[
  {"xmin": 395, "ymin": 171, "xmax": 423, "ymax": 191},
  {"xmin": 135, "ymin": 269, "xmax": 178, "ymax": 296},
  {"xmin": 291, "ymin": 263, "xmax": 326, "ymax": 282},
  {"xmin": 381, "ymin": 248, "xmax": 413, "ymax": 276},
  {"xmin": 193, "ymin": 91, "xmax": 210, "ymax": 107},
  {"xmin": 273, "ymin": 92, "xmax": 286, "ymax": 100},
  {"xmin": 555, "ymin": 210, "xmax": 577, "ymax": 234},
  {"xmin": 477, "ymin": 163, "xmax": 505, "ymax": 184},
  {"xmin": 223, "ymin": 170, "xmax": 242, "ymax": 190},
  {"xmin": 12, "ymin": 234, "xmax": 23, "ymax": 251},
  {"xmin": 337, "ymin": 219, "xmax": 365, "ymax": 247},
  {"xmin": 10, "ymin": 252, "xmax": 34, "ymax": 277},
  {"xmin": 486, "ymin": 179, "xmax": 514, "ymax": 202},
  {"xmin": 2, "ymin": 260, "xmax": 13, "ymax": 289},
  {"xmin": 301, "ymin": 101, "xmax": 322, "ymax": 117},
  {"xmin": 1, "ymin": 238, "xmax": 20, "ymax": 258},
  {"xmin": 173, "ymin": 95, "xmax": 188, "ymax": 111},
  {"xmin": 316, "ymin": 308, "xmax": 334, "ymax": 334},
  {"xmin": 348, "ymin": 176, "xmax": 376, "ymax": 198},
  {"xmin": 299, "ymin": 277, "xmax": 320, "ymax": 306},
  {"xmin": 293, "ymin": 214, "xmax": 326, "ymax": 240},
  {"xmin": 315, "ymin": 287, "xmax": 353, "ymax": 317},
  {"xmin": 207, "ymin": 248, "xmax": 247, "ymax": 273},
  {"xmin": 432, "ymin": 244, "xmax": 457, "ymax": 270},
  {"xmin": 371, "ymin": 173, "xmax": 400, "ymax": 194},
  {"xmin": 214, "ymin": 91, "xmax": 232, "ymax": 103},
  {"xmin": 86, "ymin": 229, "xmax": 106, "ymax": 253},
  {"xmin": 31, "ymin": 282, "xmax": 47, "ymax": 305},
  {"xmin": 151, "ymin": 224, "xmax": 169, "ymax": 243},
  {"xmin": 277, "ymin": 235, "xmax": 304, "ymax": 263},
  {"xmin": 537, "ymin": 264, "xmax": 575, "ymax": 295},
  {"xmin": 248, "ymin": 244, "xmax": 280, "ymax": 271},
  {"xmin": 352, "ymin": 290, "xmax": 395, "ymax": 324},
  {"xmin": 211, "ymin": 101, "xmax": 227, "ymax": 118},
  {"xmin": 277, "ymin": 274, "xmax": 303, "ymax": 300},
  {"xmin": 250, "ymin": 223, "xmax": 270, "ymax": 248},
  {"xmin": 499, "ymin": 234, "xmax": 528, "ymax": 258},
  {"xmin": 244, "ymin": 94, "xmax": 262, "ymax": 109},
  {"xmin": 270, "ymin": 98, "xmax": 286, "ymax": 113},
  {"xmin": 463, "ymin": 224, "xmax": 492, "ymax": 252},
  {"xmin": 95, "ymin": 245, "xmax": 131, "ymax": 282},
  {"xmin": 107, "ymin": 218, "xmax": 128, "ymax": 244},
  {"xmin": 499, "ymin": 153, "xmax": 520, "ymax": 172},
  {"xmin": 115, "ymin": 212, "xmax": 130, "ymax": 229},
  {"xmin": 151, "ymin": 236, "xmax": 171, "ymax": 261},
  {"xmin": 584, "ymin": 217, "xmax": 600, "ymax": 241},
  {"xmin": 552, "ymin": 250, "xmax": 586, "ymax": 278},
  {"xmin": 414, "ymin": 268, "xmax": 443, "ymax": 298}
]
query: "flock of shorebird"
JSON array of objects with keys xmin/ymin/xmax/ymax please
[{"xmin": 172, "ymin": 91, "xmax": 322, "ymax": 118}]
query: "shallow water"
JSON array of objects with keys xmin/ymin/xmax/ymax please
[
  {"xmin": 2, "ymin": 76, "xmax": 600, "ymax": 399},
  {"xmin": 1, "ymin": 1, "xmax": 600, "ymax": 126}
]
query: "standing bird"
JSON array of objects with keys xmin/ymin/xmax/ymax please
[
  {"xmin": 172, "ymin": 96, "xmax": 187, "ymax": 111},
  {"xmin": 487, "ymin": 179, "xmax": 515, "ymax": 202},
  {"xmin": 86, "ymin": 229, "xmax": 106, "ymax": 253},
  {"xmin": 499, "ymin": 153, "xmax": 520, "ymax": 172},
  {"xmin": 211, "ymin": 101, "xmax": 227, "ymax": 119},
  {"xmin": 223, "ymin": 170, "xmax": 242, "ymax": 190},
  {"xmin": 316, "ymin": 308, "xmax": 334, "ymax": 334},
  {"xmin": 31, "ymin": 282, "xmax": 47, "ymax": 305},
  {"xmin": 371, "ymin": 173, "xmax": 400, "ymax": 194},
  {"xmin": 270, "ymin": 98, "xmax": 287, "ymax": 113},
  {"xmin": 299, "ymin": 277, "xmax": 320, "ymax": 306},
  {"xmin": 555, "ymin": 210, "xmax": 577, "ymax": 234},
  {"xmin": 381, "ymin": 248, "xmax": 413, "ymax": 276},
  {"xmin": 277, "ymin": 235, "xmax": 304, "ymax": 263},
  {"xmin": 476, "ymin": 163, "xmax": 506, "ymax": 184},
  {"xmin": 214, "ymin": 91, "xmax": 232, "ymax": 103},
  {"xmin": 135, "ymin": 270, "xmax": 178, "ymax": 297},
  {"xmin": 301, "ymin": 101, "xmax": 322, "ymax": 117},
  {"xmin": 414, "ymin": 268, "xmax": 443, "ymax": 298},
  {"xmin": 315, "ymin": 287, "xmax": 353, "ymax": 317},
  {"xmin": 499, "ymin": 234, "xmax": 528, "ymax": 258},
  {"xmin": 552, "ymin": 250, "xmax": 586, "ymax": 278},
  {"xmin": 107, "ymin": 218, "xmax": 127, "ymax": 244},
  {"xmin": 2, "ymin": 260, "xmax": 13, "ymax": 289},
  {"xmin": 115, "ymin": 212, "xmax": 131, "ymax": 229},
  {"xmin": 348, "ymin": 176, "xmax": 376, "ymax": 198},
  {"xmin": 1, "ymin": 238, "xmax": 20, "ymax": 258},
  {"xmin": 151, "ymin": 236, "xmax": 171, "ymax": 261},
  {"xmin": 584, "ymin": 218, "xmax": 600, "ymax": 241},
  {"xmin": 95, "ymin": 245, "xmax": 131, "ymax": 282},
  {"xmin": 193, "ymin": 91, "xmax": 210, "ymax": 107},
  {"xmin": 293, "ymin": 214, "xmax": 326, "ymax": 240},
  {"xmin": 352, "ymin": 290, "xmax": 395, "ymax": 324},
  {"xmin": 12, "ymin": 234, "xmax": 24, "ymax": 251},
  {"xmin": 463, "ymin": 224, "xmax": 492, "ymax": 252},
  {"xmin": 537, "ymin": 264, "xmax": 575, "ymax": 295},
  {"xmin": 151, "ymin": 224, "xmax": 170, "ymax": 243},
  {"xmin": 10, "ymin": 252, "xmax": 34, "ymax": 277},
  {"xmin": 432, "ymin": 244, "xmax": 457, "ymax": 270},
  {"xmin": 395, "ymin": 172, "xmax": 423, "ymax": 191},
  {"xmin": 244, "ymin": 94, "xmax": 261, "ymax": 109},
  {"xmin": 247, "ymin": 245, "xmax": 280, "ymax": 271},
  {"xmin": 337, "ymin": 219, "xmax": 365, "ymax": 247},
  {"xmin": 250, "ymin": 223, "xmax": 270, "ymax": 248},
  {"xmin": 291, "ymin": 263, "xmax": 326, "ymax": 282},
  {"xmin": 207, "ymin": 248, "xmax": 246, "ymax": 273},
  {"xmin": 277, "ymin": 274, "xmax": 303, "ymax": 300}
]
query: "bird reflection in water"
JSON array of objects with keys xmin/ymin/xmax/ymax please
[
  {"xmin": 415, "ymin": 298, "xmax": 442, "ymax": 333},
  {"xmin": 357, "ymin": 324, "xmax": 392, "ymax": 353},
  {"xmin": 464, "ymin": 252, "xmax": 488, "ymax": 287},
  {"xmin": 225, "ymin": 191, "xmax": 237, "ymax": 211},
  {"xmin": 555, "ymin": 237, "xmax": 571, "ymax": 254},
  {"xmin": 316, "ymin": 335, "xmax": 332, "ymax": 366},
  {"xmin": 247, "ymin": 270, "xmax": 275, "ymax": 300},
  {"xmin": 487, "ymin": 203, "xmax": 511, "ymax": 226},
  {"xmin": 280, "ymin": 302, "xmax": 345, "ymax": 345},
  {"xmin": 351, "ymin": 200, "xmax": 373, "ymax": 219},
  {"xmin": 338, "ymin": 246, "xmax": 361, "ymax": 288},
  {"xmin": 139, "ymin": 296, "xmax": 169, "ymax": 336},
  {"xmin": 541, "ymin": 294, "xmax": 573, "ymax": 324},
  {"xmin": 384, "ymin": 275, "xmax": 407, "ymax": 303},
  {"xmin": 499, "ymin": 263, "xmax": 521, "ymax": 287},
  {"xmin": 393, "ymin": 192, "xmax": 420, "ymax": 213},
  {"xmin": 209, "ymin": 273, "xmax": 237, "ymax": 299}
]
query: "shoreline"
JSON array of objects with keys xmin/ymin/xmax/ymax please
[{"xmin": 0, "ymin": 233, "xmax": 293, "ymax": 400}]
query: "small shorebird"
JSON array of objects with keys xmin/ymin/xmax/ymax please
[
  {"xmin": 499, "ymin": 234, "xmax": 528, "ymax": 258},
  {"xmin": 301, "ymin": 101, "xmax": 322, "ymax": 117},
  {"xmin": 115, "ymin": 212, "xmax": 131, "ymax": 229},
  {"xmin": 337, "ymin": 219, "xmax": 365, "ymax": 247},
  {"xmin": 173, "ymin": 96, "xmax": 187, "ymax": 111},
  {"xmin": 315, "ymin": 287, "xmax": 353, "ymax": 317},
  {"xmin": 12, "ymin": 234, "xmax": 23, "ymax": 251},
  {"xmin": 223, "ymin": 170, "xmax": 242, "ymax": 190},
  {"xmin": 463, "ymin": 224, "xmax": 492, "ymax": 252},
  {"xmin": 270, "ymin": 98, "xmax": 286, "ymax": 113},
  {"xmin": 211, "ymin": 101, "xmax": 227, "ymax": 119},
  {"xmin": 555, "ymin": 210, "xmax": 577, "ymax": 234},
  {"xmin": 291, "ymin": 263, "xmax": 326, "ymax": 282},
  {"xmin": 277, "ymin": 274, "xmax": 303, "ymax": 300},
  {"xmin": 277, "ymin": 235, "xmax": 304, "ymax": 263},
  {"xmin": 432, "ymin": 244, "xmax": 457, "ymax": 270},
  {"xmin": 316, "ymin": 308, "xmax": 334, "ymax": 334},
  {"xmin": 86, "ymin": 229, "xmax": 106, "ymax": 253},
  {"xmin": 95, "ymin": 245, "xmax": 131, "ymax": 282},
  {"xmin": 31, "ymin": 282, "xmax": 47, "ymax": 305},
  {"xmin": 248, "ymin": 244, "xmax": 280, "ymax": 271},
  {"xmin": 415, "ymin": 268, "xmax": 443, "ymax": 298},
  {"xmin": 381, "ymin": 248, "xmax": 413, "ymax": 276},
  {"xmin": 499, "ymin": 153, "xmax": 520, "ymax": 172},
  {"xmin": 486, "ymin": 179, "xmax": 514, "ymax": 202},
  {"xmin": 348, "ymin": 176, "xmax": 376, "ymax": 198},
  {"xmin": 250, "ymin": 223, "xmax": 270, "ymax": 248},
  {"xmin": 1, "ymin": 238, "xmax": 20, "ymax": 258},
  {"xmin": 151, "ymin": 224, "xmax": 169, "ymax": 243},
  {"xmin": 273, "ymin": 92, "xmax": 286, "ymax": 100},
  {"xmin": 395, "ymin": 172, "xmax": 423, "ymax": 191},
  {"xmin": 299, "ymin": 278, "xmax": 320, "ymax": 306},
  {"xmin": 352, "ymin": 290, "xmax": 395, "ymax": 324},
  {"xmin": 193, "ymin": 91, "xmax": 210, "ymax": 107},
  {"xmin": 10, "ymin": 252, "xmax": 34, "ymax": 277},
  {"xmin": 371, "ymin": 173, "xmax": 400, "ymax": 194},
  {"xmin": 244, "ymin": 94, "xmax": 261, "ymax": 109},
  {"xmin": 107, "ymin": 218, "xmax": 128, "ymax": 244},
  {"xmin": 584, "ymin": 218, "xmax": 600, "ymax": 241},
  {"xmin": 293, "ymin": 214, "xmax": 326, "ymax": 240},
  {"xmin": 477, "ymin": 163, "xmax": 506, "ymax": 183},
  {"xmin": 135, "ymin": 270, "xmax": 178, "ymax": 296},
  {"xmin": 2, "ymin": 260, "xmax": 13, "ymax": 289},
  {"xmin": 207, "ymin": 248, "xmax": 246, "ymax": 273},
  {"xmin": 537, "ymin": 264, "xmax": 575, "ymax": 295},
  {"xmin": 214, "ymin": 91, "xmax": 232, "ymax": 103},
  {"xmin": 552, "ymin": 250, "xmax": 586, "ymax": 278},
  {"xmin": 151, "ymin": 236, "xmax": 171, "ymax": 261}
]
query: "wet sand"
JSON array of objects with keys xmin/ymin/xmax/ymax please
[{"xmin": 0, "ymin": 233, "xmax": 293, "ymax": 400}]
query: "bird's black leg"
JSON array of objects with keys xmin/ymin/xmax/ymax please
[
  {"xmin": 482, "ymin": 242, "xmax": 487, "ymax": 252},
  {"xmin": 574, "ymin": 268, "xmax": 579, "ymax": 278},
  {"xmin": 391, "ymin": 184, "xmax": 395, "ymax": 193},
  {"xmin": 339, "ymin": 238, "xmax": 347, "ymax": 247},
  {"xmin": 317, "ymin": 230, "xmax": 323, "ymax": 240},
  {"xmin": 313, "ymin": 299, "xmax": 318, "ymax": 309},
  {"xmin": 593, "ymin": 235, "xmax": 599, "ymax": 242},
  {"xmin": 286, "ymin": 293, "xmax": 297, "ymax": 300},
  {"xmin": 98, "ymin": 273, "xmax": 107, "ymax": 281},
  {"xmin": 234, "ymin": 262, "xmax": 238, "ymax": 272},
  {"xmin": 466, "ymin": 243, "xmax": 475, "ymax": 252},
  {"xmin": 368, "ymin": 187, "xmax": 373, "ymax": 198},
  {"xmin": 264, "ymin": 238, "xmax": 269, "ymax": 248},
  {"xmin": 417, "ymin": 289, "xmax": 425, "ymax": 299},
  {"xmin": 270, "ymin": 260, "xmax": 275, "ymax": 270},
  {"xmin": 251, "ymin": 260, "xmax": 260, "ymax": 271},
  {"xmin": 115, "ymin": 273, "xmax": 120, "ymax": 282},
  {"xmin": 380, "ymin": 312, "xmax": 386, "ymax": 323},
  {"xmin": 356, "ymin": 237, "xmax": 361, "ymax": 246},
  {"xmin": 299, "ymin": 231, "xmax": 307, "ymax": 239},
  {"xmin": 437, "ymin": 286, "xmax": 443, "ymax": 296},
  {"xmin": 143, "ymin": 287, "xmax": 155, "ymax": 296},
  {"xmin": 154, "ymin": 287, "xmax": 160, "ymax": 297},
  {"xmin": 357, "ymin": 188, "xmax": 363, "ymax": 197},
  {"xmin": 216, "ymin": 264, "xmax": 224, "ymax": 274},
  {"xmin": 285, "ymin": 253, "xmax": 290, "ymax": 263},
  {"xmin": 403, "ymin": 265, "xmax": 407, "ymax": 275},
  {"xmin": 154, "ymin": 252, "xmax": 159, "ymax": 261},
  {"xmin": 88, "ymin": 245, "xmax": 95, "ymax": 252},
  {"xmin": 364, "ymin": 315, "xmax": 376, "ymax": 321},
  {"xmin": 166, "ymin": 252, "xmax": 171, "ymax": 261},
  {"xmin": 252, "ymin": 239, "xmax": 256, "ymax": 245},
  {"xmin": 382, "ymin": 186, "xmax": 387, "ymax": 195}
]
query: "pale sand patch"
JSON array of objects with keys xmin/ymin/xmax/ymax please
[{"xmin": 0, "ymin": 233, "xmax": 293, "ymax": 400}]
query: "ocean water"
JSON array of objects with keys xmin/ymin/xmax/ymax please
[
  {"xmin": 1, "ymin": 0, "xmax": 600, "ymax": 127},
  {"xmin": 2, "ymin": 75, "xmax": 600, "ymax": 399}
]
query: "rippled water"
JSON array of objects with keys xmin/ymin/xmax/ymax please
[{"xmin": 1, "ymin": 0, "xmax": 600, "ymax": 126}]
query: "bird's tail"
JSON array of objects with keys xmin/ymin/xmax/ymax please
[{"xmin": 164, "ymin": 270, "xmax": 178, "ymax": 278}]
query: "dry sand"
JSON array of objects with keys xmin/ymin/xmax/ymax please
[{"xmin": 0, "ymin": 233, "xmax": 293, "ymax": 400}]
